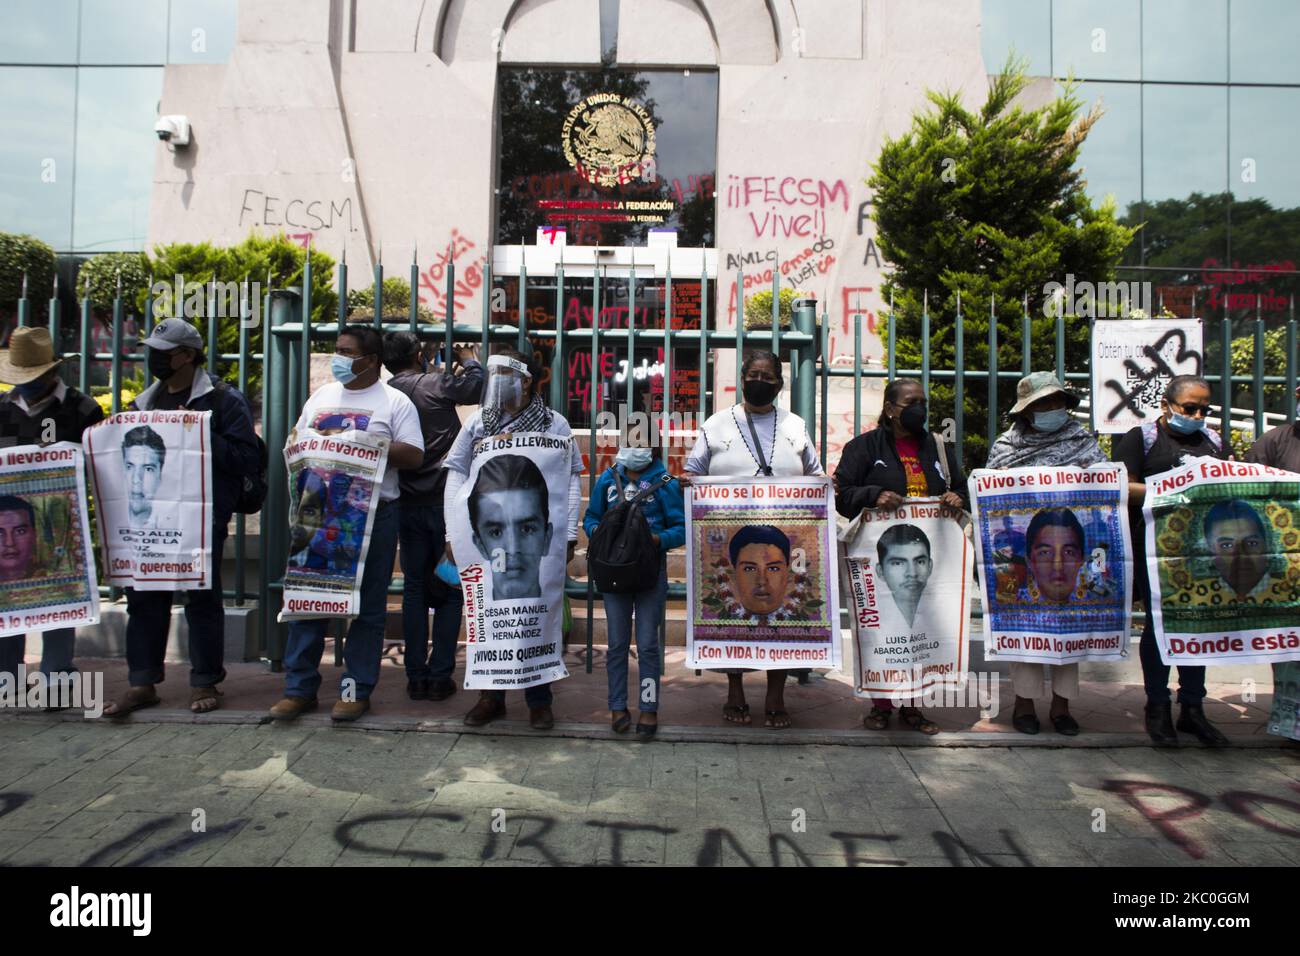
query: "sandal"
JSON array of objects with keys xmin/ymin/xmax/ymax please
[
  {"xmin": 764, "ymin": 709, "xmax": 792, "ymax": 729},
  {"xmin": 898, "ymin": 706, "xmax": 940, "ymax": 736},
  {"xmin": 190, "ymin": 686, "xmax": 223, "ymax": 714},
  {"xmin": 611, "ymin": 710, "xmax": 632, "ymax": 734},
  {"xmin": 863, "ymin": 706, "xmax": 891, "ymax": 731},
  {"xmin": 104, "ymin": 686, "xmax": 161, "ymax": 719},
  {"xmin": 722, "ymin": 702, "xmax": 751, "ymax": 725}
]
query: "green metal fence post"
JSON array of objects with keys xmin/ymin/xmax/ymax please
[
  {"xmin": 17, "ymin": 274, "xmax": 29, "ymax": 328},
  {"xmin": 887, "ymin": 289, "xmax": 896, "ymax": 380},
  {"xmin": 1220, "ymin": 311, "xmax": 1232, "ymax": 444},
  {"xmin": 955, "ymin": 289, "xmax": 965, "ymax": 457},
  {"xmin": 1288, "ymin": 297, "xmax": 1297, "ymax": 425},
  {"xmin": 853, "ymin": 309, "xmax": 861, "ymax": 435},
  {"xmin": 517, "ymin": 247, "xmax": 528, "ymax": 353},
  {"xmin": 338, "ymin": 250, "xmax": 348, "ymax": 327},
  {"xmin": 235, "ymin": 276, "xmax": 250, "ymax": 606},
  {"xmin": 372, "ymin": 244, "xmax": 383, "ymax": 331},
  {"xmin": 47, "ymin": 275, "xmax": 60, "ymax": 363},
  {"xmin": 770, "ymin": 266, "xmax": 779, "ymax": 353},
  {"xmin": 207, "ymin": 280, "xmax": 219, "ymax": 378},
  {"xmin": 410, "ymin": 246, "xmax": 420, "ymax": 334},
  {"xmin": 110, "ymin": 275, "xmax": 124, "ymax": 415},
  {"xmin": 699, "ymin": 259, "xmax": 709, "ymax": 421},
  {"xmin": 586, "ymin": 263, "xmax": 601, "ymax": 674},
  {"xmin": 735, "ymin": 267, "xmax": 744, "ymax": 392},
  {"xmin": 819, "ymin": 303, "xmax": 829, "ymax": 467},
  {"xmin": 987, "ymin": 295, "xmax": 998, "ymax": 450},
  {"xmin": 551, "ymin": 257, "xmax": 565, "ymax": 411},
  {"xmin": 921, "ymin": 289, "xmax": 931, "ymax": 398},
  {"xmin": 78, "ymin": 289, "xmax": 91, "ymax": 395},
  {"xmin": 263, "ymin": 288, "xmax": 297, "ymax": 667},
  {"xmin": 1253, "ymin": 296, "xmax": 1266, "ymax": 440},
  {"xmin": 628, "ymin": 250, "xmax": 637, "ymax": 422},
  {"xmin": 480, "ymin": 257, "xmax": 492, "ymax": 360},
  {"xmin": 1054, "ymin": 310, "xmax": 1065, "ymax": 386},
  {"xmin": 1021, "ymin": 293, "xmax": 1031, "ymax": 376},
  {"xmin": 302, "ymin": 238, "xmax": 313, "ymax": 407},
  {"xmin": 663, "ymin": 252, "xmax": 673, "ymax": 448},
  {"xmin": 793, "ymin": 295, "xmax": 815, "ymax": 433}
]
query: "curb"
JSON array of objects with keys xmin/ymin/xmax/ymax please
[{"xmin": 10, "ymin": 709, "xmax": 1294, "ymax": 749}]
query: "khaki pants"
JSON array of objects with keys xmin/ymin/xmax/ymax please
[{"xmin": 1010, "ymin": 661, "xmax": 1080, "ymax": 700}]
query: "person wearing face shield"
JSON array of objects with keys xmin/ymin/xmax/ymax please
[
  {"xmin": 682, "ymin": 349, "xmax": 824, "ymax": 731},
  {"xmin": 832, "ymin": 377, "xmax": 968, "ymax": 736},
  {"xmin": 442, "ymin": 347, "xmax": 585, "ymax": 731},
  {"xmin": 987, "ymin": 373, "xmax": 1106, "ymax": 736},
  {"xmin": 583, "ymin": 441, "xmax": 685, "ymax": 737}
]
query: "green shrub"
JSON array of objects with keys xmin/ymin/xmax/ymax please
[
  {"xmin": 0, "ymin": 232, "xmax": 57, "ymax": 321},
  {"xmin": 76, "ymin": 252, "xmax": 152, "ymax": 311},
  {"xmin": 346, "ymin": 276, "xmax": 437, "ymax": 324},
  {"xmin": 743, "ymin": 288, "xmax": 808, "ymax": 330}
]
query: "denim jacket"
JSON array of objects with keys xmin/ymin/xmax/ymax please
[{"xmin": 583, "ymin": 458, "xmax": 686, "ymax": 553}]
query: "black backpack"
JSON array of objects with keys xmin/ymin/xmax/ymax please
[
  {"xmin": 589, "ymin": 471, "xmax": 671, "ymax": 594},
  {"xmin": 215, "ymin": 380, "xmax": 269, "ymax": 515}
]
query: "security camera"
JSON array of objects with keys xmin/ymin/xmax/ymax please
[{"xmin": 154, "ymin": 115, "xmax": 191, "ymax": 147}]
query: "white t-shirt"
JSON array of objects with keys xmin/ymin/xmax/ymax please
[{"xmin": 294, "ymin": 380, "xmax": 423, "ymax": 501}]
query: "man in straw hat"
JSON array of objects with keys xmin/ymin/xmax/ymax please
[
  {"xmin": 102, "ymin": 318, "xmax": 261, "ymax": 718},
  {"xmin": 0, "ymin": 326, "xmax": 104, "ymax": 693}
]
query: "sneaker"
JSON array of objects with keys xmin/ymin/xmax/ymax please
[
  {"xmin": 427, "ymin": 677, "xmax": 457, "ymax": 701},
  {"xmin": 464, "ymin": 692, "xmax": 506, "ymax": 726},
  {"xmin": 269, "ymin": 696, "xmax": 318, "ymax": 720},
  {"xmin": 331, "ymin": 699, "xmax": 370, "ymax": 721}
]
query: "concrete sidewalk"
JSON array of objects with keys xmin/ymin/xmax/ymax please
[
  {"xmin": 0, "ymin": 719, "xmax": 1296, "ymax": 867},
  {"xmin": 8, "ymin": 640, "xmax": 1289, "ymax": 747}
]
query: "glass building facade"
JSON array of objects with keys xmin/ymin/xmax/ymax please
[
  {"xmin": 983, "ymin": 0, "xmax": 1300, "ymax": 327},
  {"xmin": 0, "ymin": 0, "xmax": 236, "ymax": 253}
]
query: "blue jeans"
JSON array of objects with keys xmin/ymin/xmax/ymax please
[
  {"xmin": 0, "ymin": 628, "xmax": 77, "ymax": 677},
  {"xmin": 283, "ymin": 500, "xmax": 399, "ymax": 701},
  {"xmin": 602, "ymin": 559, "xmax": 666, "ymax": 712},
  {"xmin": 124, "ymin": 526, "xmax": 229, "ymax": 688},
  {"xmin": 1140, "ymin": 607, "xmax": 1206, "ymax": 705},
  {"xmin": 399, "ymin": 502, "xmax": 462, "ymax": 680}
]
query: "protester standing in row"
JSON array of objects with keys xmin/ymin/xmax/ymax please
[
  {"xmin": 104, "ymin": 319, "xmax": 261, "ymax": 717},
  {"xmin": 834, "ymin": 377, "xmax": 967, "ymax": 735},
  {"xmin": 1114, "ymin": 374, "xmax": 1231, "ymax": 747},
  {"xmin": 0, "ymin": 327, "xmax": 104, "ymax": 689},
  {"xmin": 584, "ymin": 439, "xmax": 685, "ymax": 738},
  {"xmin": 382, "ymin": 331, "xmax": 483, "ymax": 703},
  {"xmin": 684, "ymin": 349, "xmax": 823, "ymax": 730},
  {"xmin": 444, "ymin": 347, "xmax": 583, "ymax": 731},
  {"xmin": 986, "ymin": 373, "xmax": 1107, "ymax": 736},
  {"xmin": 271, "ymin": 325, "xmax": 424, "ymax": 722}
]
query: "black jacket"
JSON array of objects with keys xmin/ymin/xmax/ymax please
[
  {"xmin": 387, "ymin": 360, "xmax": 484, "ymax": 503},
  {"xmin": 834, "ymin": 426, "xmax": 969, "ymax": 519},
  {"xmin": 132, "ymin": 371, "xmax": 260, "ymax": 524}
]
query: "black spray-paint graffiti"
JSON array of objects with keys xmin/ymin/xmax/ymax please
[{"xmin": 1103, "ymin": 328, "xmax": 1202, "ymax": 422}]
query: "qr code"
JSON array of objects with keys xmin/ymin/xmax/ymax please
[{"xmin": 1124, "ymin": 367, "xmax": 1169, "ymax": 414}]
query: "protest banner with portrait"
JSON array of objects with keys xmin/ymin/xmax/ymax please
[
  {"xmin": 1144, "ymin": 459, "xmax": 1300, "ymax": 666},
  {"xmin": 279, "ymin": 429, "xmax": 388, "ymax": 622},
  {"xmin": 84, "ymin": 410, "xmax": 212, "ymax": 590},
  {"xmin": 1091, "ymin": 319, "xmax": 1203, "ymax": 434},
  {"xmin": 1269, "ymin": 662, "xmax": 1300, "ymax": 742},
  {"xmin": 970, "ymin": 463, "xmax": 1133, "ymax": 663},
  {"xmin": 447, "ymin": 431, "xmax": 572, "ymax": 690},
  {"xmin": 0, "ymin": 443, "xmax": 100, "ymax": 638},
  {"xmin": 686, "ymin": 476, "xmax": 840, "ymax": 671},
  {"xmin": 839, "ymin": 499, "xmax": 972, "ymax": 699}
]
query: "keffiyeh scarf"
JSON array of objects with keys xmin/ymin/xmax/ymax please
[{"xmin": 481, "ymin": 393, "xmax": 553, "ymax": 437}]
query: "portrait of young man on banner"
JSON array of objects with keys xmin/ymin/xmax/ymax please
[
  {"xmin": 1144, "ymin": 459, "xmax": 1300, "ymax": 666},
  {"xmin": 840, "ymin": 499, "xmax": 972, "ymax": 699},
  {"xmin": 448, "ymin": 434, "xmax": 572, "ymax": 690},
  {"xmin": 686, "ymin": 476, "xmax": 840, "ymax": 671},
  {"xmin": 970, "ymin": 464, "xmax": 1133, "ymax": 664},
  {"xmin": 0, "ymin": 443, "xmax": 100, "ymax": 638},
  {"xmin": 84, "ymin": 410, "xmax": 213, "ymax": 590}
]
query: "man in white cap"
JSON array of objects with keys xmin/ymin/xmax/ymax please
[
  {"xmin": 0, "ymin": 326, "xmax": 104, "ymax": 690},
  {"xmin": 103, "ymin": 318, "xmax": 262, "ymax": 717}
]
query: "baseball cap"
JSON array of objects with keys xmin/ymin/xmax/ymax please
[{"xmin": 141, "ymin": 318, "xmax": 204, "ymax": 351}]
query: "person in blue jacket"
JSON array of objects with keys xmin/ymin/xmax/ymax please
[{"xmin": 583, "ymin": 442, "xmax": 685, "ymax": 738}]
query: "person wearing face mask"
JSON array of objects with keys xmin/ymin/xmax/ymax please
[
  {"xmin": 442, "ymin": 347, "xmax": 584, "ymax": 731},
  {"xmin": 381, "ymin": 331, "xmax": 483, "ymax": 703},
  {"xmin": 833, "ymin": 377, "xmax": 968, "ymax": 735},
  {"xmin": 1113, "ymin": 374, "xmax": 1231, "ymax": 747},
  {"xmin": 583, "ymin": 442, "xmax": 685, "ymax": 737},
  {"xmin": 0, "ymin": 327, "xmax": 104, "ymax": 697},
  {"xmin": 987, "ymin": 373, "xmax": 1105, "ymax": 736},
  {"xmin": 102, "ymin": 318, "xmax": 261, "ymax": 717},
  {"xmin": 683, "ymin": 349, "xmax": 824, "ymax": 730},
  {"xmin": 269, "ymin": 325, "xmax": 425, "ymax": 723}
]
